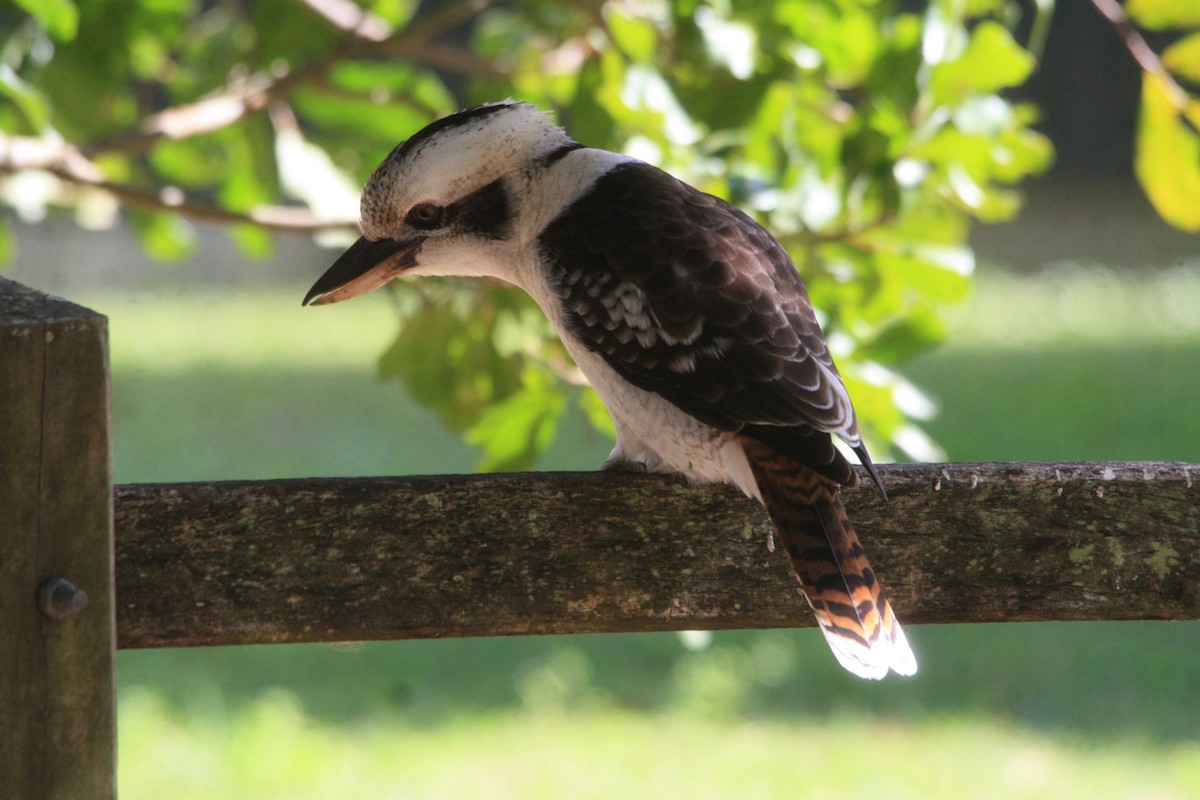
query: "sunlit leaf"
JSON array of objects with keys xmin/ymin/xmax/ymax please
[
  {"xmin": 1126, "ymin": 0, "xmax": 1200, "ymax": 30},
  {"xmin": 366, "ymin": 0, "xmax": 417, "ymax": 27},
  {"xmin": 467, "ymin": 366, "xmax": 569, "ymax": 471},
  {"xmin": 218, "ymin": 117, "xmax": 278, "ymax": 212},
  {"xmin": 292, "ymin": 87, "xmax": 430, "ymax": 147},
  {"xmin": 149, "ymin": 138, "xmax": 224, "ymax": 188},
  {"xmin": 992, "ymin": 123, "xmax": 1055, "ymax": 182},
  {"xmin": 377, "ymin": 286, "xmax": 527, "ymax": 430},
  {"xmin": 329, "ymin": 61, "xmax": 423, "ymax": 98},
  {"xmin": 1135, "ymin": 73, "xmax": 1200, "ymax": 231},
  {"xmin": 930, "ymin": 21, "xmax": 1034, "ymax": 105},
  {"xmin": 1162, "ymin": 32, "xmax": 1200, "ymax": 84},
  {"xmin": 0, "ymin": 65, "xmax": 51, "ymax": 132},
  {"xmin": 963, "ymin": 0, "xmax": 1010, "ymax": 16},
  {"xmin": 13, "ymin": 0, "xmax": 78, "ymax": 41},
  {"xmin": 605, "ymin": 7, "xmax": 659, "ymax": 64},
  {"xmin": 859, "ymin": 308, "xmax": 947, "ymax": 364},
  {"xmin": 128, "ymin": 30, "xmax": 171, "ymax": 80}
]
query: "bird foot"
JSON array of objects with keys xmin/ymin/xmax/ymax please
[{"xmin": 601, "ymin": 456, "xmax": 649, "ymax": 473}]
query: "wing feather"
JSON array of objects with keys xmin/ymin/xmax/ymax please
[{"xmin": 538, "ymin": 161, "xmax": 866, "ymax": 486}]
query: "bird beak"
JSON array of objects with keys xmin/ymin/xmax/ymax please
[{"xmin": 303, "ymin": 236, "xmax": 424, "ymax": 306}]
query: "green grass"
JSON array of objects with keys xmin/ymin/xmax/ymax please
[
  {"xmin": 906, "ymin": 264, "xmax": 1200, "ymax": 463},
  {"xmin": 99, "ymin": 289, "xmax": 611, "ymax": 481},
  {"xmin": 906, "ymin": 342, "xmax": 1200, "ymax": 462},
  {"xmin": 119, "ymin": 696, "xmax": 1200, "ymax": 800},
  {"xmin": 75, "ymin": 264, "xmax": 1200, "ymax": 797}
]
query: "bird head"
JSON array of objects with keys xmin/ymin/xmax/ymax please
[{"xmin": 303, "ymin": 101, "xmax": 577, "ymax": 306}]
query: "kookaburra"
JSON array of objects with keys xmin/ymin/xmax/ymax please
[{"xmin": 304, "ymin": 101, "xmax": 917, "ymax": 679}]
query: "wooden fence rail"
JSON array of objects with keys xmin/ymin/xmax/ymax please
[
  {"xmin": 115, "ymin": 463, "xmax": 1199, "ymax": 650},
  {"xmin": 3, "ymin": 277, "xmax": 1198, "ymax": 799}
]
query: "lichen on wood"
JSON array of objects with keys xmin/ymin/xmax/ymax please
[{"xmin": 114, "ymin": 461, "xmax": 1199, "ymax": 649}]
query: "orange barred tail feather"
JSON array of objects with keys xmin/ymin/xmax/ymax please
[{"xmin": 742, "ymin": 441, "xmax": 917, "ymax": 680}]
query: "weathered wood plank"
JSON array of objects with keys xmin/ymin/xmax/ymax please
[
  {"xmin": 0, "ymin": 278, "xmax": 115, "ymax": 800},
  {"xmin": 114, "ymin": 461, "xmax": 1198, "ymax": 649}
]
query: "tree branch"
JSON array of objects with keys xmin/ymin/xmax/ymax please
[
  {"xmin": 114, "ymin": 462, "xmax": 1199, "ymax": 649},
  {"xmin": 296, "ymin": 0, "xmax": 392, "ymax": 41},
  {"xmin": 0, "ymin": 0, "xmax": 504, "ymax": 239},
  {"xmin": 0, "ymin": 134, "xmax": 357, "ymax": 234},
  {"xmin": 1089, "ymin": 0, "xmax": 1193, "ymax": 110},
  {"xmin": 55, "ymin": 167, "xmax": 356, "ymax": 234},
  {"xmin": 84, "ymin": 0, "xmax": 498, "ymax": 159}
]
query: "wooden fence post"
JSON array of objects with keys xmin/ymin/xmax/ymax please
[{"xmin": 1, "ymin": 278, "xmax": 115, "ymax": 800}]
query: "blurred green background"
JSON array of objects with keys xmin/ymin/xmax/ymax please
[{"xmin": 69, "ymin": 263, "xmax": 1196, "ymax": 798}]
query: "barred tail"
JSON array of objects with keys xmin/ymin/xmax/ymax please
[{"xmin": 743, "ymin": 442, "xmax": 917, "ymax": 680}]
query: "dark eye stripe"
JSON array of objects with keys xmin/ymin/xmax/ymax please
[{"xmin": 451, "ymin": 180, "xmax": 511, "ymax": 240}]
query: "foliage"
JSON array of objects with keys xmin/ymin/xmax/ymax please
[
  {"xmin": 1, "ymin": 0, "xmax": 1190, "ymax": 470},
  {"xmin": 1121, "ymin": 0, "xmax": 1200, "ymax": 231}
]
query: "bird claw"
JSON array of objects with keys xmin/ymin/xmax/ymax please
[{"xmin": 601, "ymin": 456, "xmax": 649, "ymax": 473}]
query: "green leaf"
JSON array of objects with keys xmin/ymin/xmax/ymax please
[
  {"xmin": 13, "ymin": 0, "xmax": 79, "ymax": 41},
  {"xmin": 0, "ymin": 214, "xmax": 16, "ymax": 266},
  {"xmin": 129, "ymin": 211, "xmax": 197, "ymax": 262},
  {"xmin": 292, "ymin": 87, "xmax": 430, "ymax": 147},
  {"xmin": 1135, "ymin": 73, "xmax": 1200, "ymax": 231},
  {"xmin": 930, "ymin": 21, "xmax": 1035, "ymax": 105},
  {"xmin": 605, "ymin": 7, "xmax": 659, "ymax": 64},
  {"xmin": 1162, "ymin": 32, "xmax": 1200, "ymax": 84},
  {"xmin": 993, "ymin": 123, "xmax": 1055, "ymax": 182},
  {"xmin": 328, "ymin": 61, "xmax": 437, "ymax": 103},
  {"xmin": 1126, "ymin": 0, "xmax": 1200, "ymax": 30},
  {"xmin": 466, "ymin": 366, "xmax": 569, "ymax": 472},
  {"xmin": 365, "ymin": 0, "xmax": 417, "ymax": 28},
  {"xmin": 376, "ymin": 286, "xmax": 527, "ymax": 430},
  {"xmin": 249, "ymin": 0, "xmax": 337, "ymax": 64},
  {"xmin": 778, "ymin": 3, "xmax": 880, "ymax": 87},
  {"xmin": 859, "ymin": 308, "xmax": 947, "ymax": 364},
  {"xmin": 149, "ymin": 138, "xmax": 225, "ymax": 189},
  {"xmin": 0, "ymin": 64, "xmax": 50, "ymax": 132},
  {"xmin": 218, "ymin": 116, "xmax": 278, "ymax": 212}
]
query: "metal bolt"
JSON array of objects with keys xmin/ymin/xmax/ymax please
[{"xmin": 38, "ymin": 577, "xmax": 89, "ymax": 620}]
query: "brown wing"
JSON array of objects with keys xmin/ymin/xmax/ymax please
[{"xmin": 538, "ymin": 160, "xmax": 869, "ymax": 487}]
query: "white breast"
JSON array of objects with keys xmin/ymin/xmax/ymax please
[
  {"xmin": 506, "ymin": 148, "xmax": 762, "ymax": 500},
  {"xmin": 519, "ymin": 268, "xmax": 761, "ymax": 501}
]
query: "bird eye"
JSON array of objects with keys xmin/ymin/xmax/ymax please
[{"xmin": 406, "ymin": 202, "xmax": 445, "ymax": 230}]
